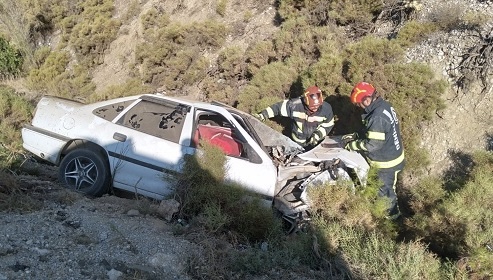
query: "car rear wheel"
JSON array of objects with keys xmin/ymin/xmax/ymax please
[{"xmin": 58, "ymin": 149, "xmax": 110, "ymax": 196}]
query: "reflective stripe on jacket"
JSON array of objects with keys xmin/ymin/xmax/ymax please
[
  {"xmin": 260, "ymin": 98, "xmax": 334, "ymax": 146},
  {"xmin": 360, "ymin": 97, "xmax": 405, "ymax": 170}
]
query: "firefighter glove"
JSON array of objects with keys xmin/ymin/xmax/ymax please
[
  {"xmin": 344, "ymin": 140, "xmax": 359, "ymax": 151},
  {"xmin": 341, "ymin": 132, "xmax": 357, "ymax": 144},
  {"xmin": 253, "ymin": 113, "xmax": 265, "ymax": 122},
  {"xmin": 309, "ymin": 131, "xmax": 323, "ymax": 146}
]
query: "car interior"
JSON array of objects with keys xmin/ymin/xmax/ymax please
[{"xmin": 192, "ymin": 112, "xmax": 243, "ymax": 157}]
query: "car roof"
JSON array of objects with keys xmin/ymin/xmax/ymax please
[{"xmin": 142, "ymin": 93, "xmax": 215, "ymax": 107}]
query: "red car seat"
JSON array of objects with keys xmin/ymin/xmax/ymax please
[{"xmin": 193, "ymin": 124, "xmax": 242, "ymax": 157}]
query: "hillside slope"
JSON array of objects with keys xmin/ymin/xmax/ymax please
[{"xmin": 94, "ymin": 0, "xmax": 493, "ymax": 175}]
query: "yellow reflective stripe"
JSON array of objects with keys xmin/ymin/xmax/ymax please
[
  {"xmin": 349, "ymin": 141, "xmax": 358, "ymax": 150},
  {"xmin": 367, "ymin": 131, "xmax": 385, "ymax": 140},
  {"xmin": 291, "ymin": 133, "xmax": 306, "ymax": 144},
  {"xmin": 266, "ymin": 107, "xmax": 275, "ymax": 118},
  {"xmin": 280, "ymin": 100, "xmax": 289, "ymax": 116},
  {"xmin": 296, "ymin": 121, "xmax": 303, "ymax": 132},
  {"xmin": 393, "ymin": 170, "xmax": 400, "ymax": 191},
  {"xmin": 307, "ymin": 116, "xmax": 325, "ymax": 122},
  {"xmin": 317, "ymin": 127, "xmax": 327, "ymax": 137},
  {"xmin": 293, "ymin": 111, "xmax": 306, "ymax": 119},
  {"xmin": 350, "ymin": 140, "xmax": 367, "ymax": 151},
  {"xmin": 368, "ymin": 151, "xmax": 405, "ymax": 169},
  {"xmin": 359, "ymin": 141, "xmax": 367, "ymax": 151},
  {"xmin": 320, "ymin": 118, "xmax": 334, "ymax": 128}
]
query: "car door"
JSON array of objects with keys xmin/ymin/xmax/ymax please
[
  {"xmin": 104, "ymin": 96, "xmax": 193, "ymax": 199},
  {"xmin": 191, "ymin": 108, "xmax": 277, "ymax": 199}
]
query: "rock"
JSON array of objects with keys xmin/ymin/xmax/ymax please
[
  {"xmin": 126, "ymin": 209, "xmax": 140, "ymax": 216},
  {"xmin": 107, "ymin": 268, "xmax": 123, "ymax": 280},
  {"xmin": 152, "ymin": 199, "xmax": 180, "ymax": 222}
]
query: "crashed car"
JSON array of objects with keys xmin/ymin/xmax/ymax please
[{"xmin": 21, "ymin": 93, "xmax": 369, "ymax": 230}]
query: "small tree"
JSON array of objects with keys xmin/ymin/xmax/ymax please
[{"xmin": 0, "ymin": 37, "xmax": 23, "ymax": 78}]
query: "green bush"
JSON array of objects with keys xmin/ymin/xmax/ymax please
[
  {"xmin": 311, "ymin": 219, "xmax": 449, "ymax": 279},
  {"xmin": 27, "ymin": 50, "xmax": 96, "ymax": 98},
  {"xmin": 89, "ymin": 78, "xmax": 155, "ymax": 102},
  {"xmin": 136, "ymin": 9, "xmax": 228, "ymax": 92},
  {"xmin": 245, "ymin": 41, "xmax": 275, "ymax": 76},
  {"xmin": 0, "ymin": 86, "xmax": 33, "ymax": 168},
  {"xmin": 382, "ymin": 63, "xmax": 447, "ymax": 174},
  {"xmin": 408, "ymin": 151, "xmax": 493, "ymax": 278},
  {"xmin": 343, "ymin": 36, "xmax": 405, "ymax": 83},
  {"xmin": 272, "ymin": 17, "xmax": 332, "ymax": 66},
  {"xmin": 62, "ymin": 0, "xmax": 121, "ymax": 67},
  {"xmin": 0, "ymin": 36, "xmax": 23, "ymax": 78},
  {"xmin": 396, "ymin": 20, "xmax": 438, "ymax": 48},
  {"xmin": 237, "ymin": 62, "xmax": 297, "ymax": 113},
  {"xmin": 217, "ymin": 46, "xmax": 247, "ymax": 82},
  {"xmin": 278, "ymin": 0, "xmax": 384, "ymax": 35}
]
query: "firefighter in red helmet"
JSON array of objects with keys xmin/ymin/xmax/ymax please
[
  {"xmin": 254, "ymin": 86, "xmax": 335, "ymax": 149},
  {"xmin": 343, "ymin": 82, "xmax": 405, "ymax": 218}
]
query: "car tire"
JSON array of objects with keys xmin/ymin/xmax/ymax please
[{"xmin": 58, "ymin": 148, "xmax": 110, "ymax": 197}]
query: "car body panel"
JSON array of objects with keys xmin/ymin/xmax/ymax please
[
  {"xmin": 297, "ymin": 137, "xmax": 369, "ymax": 185},
  {"xmin": 21, "ymin": 125, "xmax": 70, "ymax": 163}
]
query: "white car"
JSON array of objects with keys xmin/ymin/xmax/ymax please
[{"xmin": 22, "ymin": 93, "xmax": 368, "ymax": 229}]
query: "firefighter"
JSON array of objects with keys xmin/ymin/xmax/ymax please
[
  {"xmin": 254, "ymin": 86, "xmax": 335, "ymax": 149},
  {"xmin": 343, "ymin": 82, "xmax": 405, "ymax": 218}
]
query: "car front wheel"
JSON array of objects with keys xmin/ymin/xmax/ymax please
[{"xmin": 58, "ymin": 149, "xmax": 110, "ymax": 196}]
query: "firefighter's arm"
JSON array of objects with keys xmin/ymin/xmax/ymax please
[
  {"xmin": 310, "ymin": 106, "xmax": 335, "ymax": 144},
  {"xmin": 259, "ymin": 100, "xmax": 290, "ymax": 119},
  {"xmin": 345, "ymin": 117, "xmax": 386, "ymax": 152}
]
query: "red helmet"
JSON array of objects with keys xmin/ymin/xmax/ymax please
[
  {"xmin": 303, "ymin": 86, "xmax": 323, "ymax": 113},
  {"xmin": 350, "ymin": 82, "xmax": 376, "ymax": 104}
]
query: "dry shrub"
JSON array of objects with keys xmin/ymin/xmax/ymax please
[
  {"xmin": 0, "ymin": 170, "xmax": 43, "ymax": 212},
  {"xmin": 172, "ymin": 141, "xmax": 280, "ymax": 242}
]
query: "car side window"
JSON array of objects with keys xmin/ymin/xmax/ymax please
[
  {"xmin": 116, "ymin": 99, "xmax": 189, "ymax": 144},
  {"xmin": 192, "ymin": 112, "xmax": 262, "ymax": 163},
  {"xmin": 93, "ymin": 100, "xmax": 136, "ymax": 121}
]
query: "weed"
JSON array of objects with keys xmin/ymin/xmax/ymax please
[{"xmin": 216, "ymin": 0, "xmax": 227, "ymax": 16}]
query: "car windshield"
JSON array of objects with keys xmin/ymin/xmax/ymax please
[
  {"xmin": 243, "ymin": 114, "xmax": 303, "ymax": 153},
  {"xmin": 210, "ymin": 101, "xmax": 303, "ymax": 154}
]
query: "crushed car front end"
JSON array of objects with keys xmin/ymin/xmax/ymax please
[{"xmin": 241, "ymin": 114, "xmax": 369, "ymax": 232}]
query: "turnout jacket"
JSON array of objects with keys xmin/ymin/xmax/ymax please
[
  {"xmin": 349, "ymin": 97, "xmax": 405, "ymax": 170},
  {"xmin": 259, "ymin": 98, "xmax": 334, "ymax": 146}
]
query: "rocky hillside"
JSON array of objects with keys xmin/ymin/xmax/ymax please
[
  {"xmin": 404, "ymin": 0, "xmax": 493, "ymax": 174},
  {"xmin": 92, "ymin": 0, "xmax": 493, "ymax": 175}
]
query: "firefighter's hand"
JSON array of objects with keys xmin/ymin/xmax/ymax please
[
  {"xmin": 341, "ymin": 132, "xmax": 356, "ymax": 141},
  {"xmin": 341, "ymin": 132, "xmax": 357, "ymax": 143},
  {"xmin": 253, "ymin": 113, "xmax": 265, "ymax": 122},
  {"xmin": 344, "ymin": 140, "xmax": 357, "ymax": 151},
  {"xmin": 309, "ymin": 131, "xmax": 323, "ymax": 146}
]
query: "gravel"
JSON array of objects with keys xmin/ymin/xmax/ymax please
[{"xmin": 0, "ymin": 190, "xmax": 197, "ymax": 280}]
